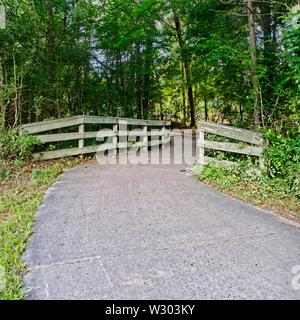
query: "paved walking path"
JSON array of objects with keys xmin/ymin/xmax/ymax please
[{"xmin": 24, "ymin": 161, "xmax": 300, "ymax": 299}]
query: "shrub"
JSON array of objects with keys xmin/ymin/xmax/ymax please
[
  {"xmin": 265, "ymin": 131, "xmax": 300, "ymax": 197},
  {"xmin": 0, "ymin": 129, "xmax": 39, "ymax": 161},
  {"xmin": 195, "ymin": 130, "xmax": 299, "ymax": 200}
]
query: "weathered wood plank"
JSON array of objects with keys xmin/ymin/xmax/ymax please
[
  {"xmin": 21, "ymin": 115, "xmax": 83, "ymax": 129},
  {"xmin": 37, "ymin": 132, "xmax": 83, "ymax": 143},
  {"xmin": 26, "ymin": 115, "xmax": 171, "ymax": 160},
  {"xmin": 204, "ymin": 156, "xmax": 236, "ymax": 168},
  {"xmin": 33, "ymin": 135, "xmax": 168, "ymax": 161},
  {"xmin": 78, "ymin": 124, "xmax": 84, "ymax": 150},
  {"xmin": 118, "ymin": 142, "xmax": 128, "ymax": 149},
  {"xmin": 198, "ymin": 129, "xmax": 205, "ymax": 165},
  {"xmin": 202, "ymin": 140, "xmax": 264, "ymax": 157},
  {"xmin": 96, "ymin": 131, "xmax": 117, "ymax": 140},
  {"xmin": 149, "ymin": 140, "xmax": 161, "ymax": 147},
  {"xmin": 84, "ymin": 116, "xmax": 170, "ymax": 126},
  {"xmin": 33, "ymin": 145, "xmax": 99, "ymax": 161},
  {"xmin": 149, "ymin": 130, "xmax": 170, "ymax": 137},
  {"xmin": 36, "ymin": 131, "xmax": 115, "ymax": 143},
  {"xmin": 21, "ymin": 116, "xmax": 84, "ymax": 134},
  {"xmin": 118, "ymin": 118, "xmax": 171, "ymax": 126},
  {"xmin": 119, "ymin": 130, "xmax": 148, "ymax": 137},
  {"xmin": 198, "ymin": 121, "xmax": 263, "ymax": 145},
  {"xmin": 142, "ymin": 126, "xmax": 148, "ymax": 152},
  {"xmin": 161, "ymin": 137, "xmax": 171, "ymax": 145},
  {"xmin": 84, "ymin": 116, "xmax": 118, "ymax": 125},
  {"xmin": 33, "ymin": 143, "xmax": 121, "ymax": 160},
  {"xmin": 118, "ymin": 130, "xmax": 170, "ymax": 137},
  {"xmin": 22, "ymin": 116, "xmax": 170, "ymax": 135}
]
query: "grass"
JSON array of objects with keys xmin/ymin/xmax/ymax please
[
  {"xmin": 193, "ymin": 164, "xmax": 300, "ymax": 222},
  {"xmin": 0, "ymin": 157, "xmax": 83, "ymax": 300}
]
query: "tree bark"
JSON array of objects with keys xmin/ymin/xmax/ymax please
[
  {"xmin": 247, "ymin": 0, "xmax": 261, "ymax": 126},
  {"xmin": 173, "ymin": 9, "xmax": 195, "ymax": 127},
  {"xmin": 181, "ymin": 63, "xmax": 186, "ymax": 125},
  {"xmin": 135, "ymin": 44, "xmax": 143, "ymax": 119},
  {"xmin": 204, "ymin": 99, "xmax": 208, "ymax": 121}
]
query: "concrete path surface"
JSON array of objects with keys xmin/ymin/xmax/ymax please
[{"xmin": 24, "ymin": 163, "xmax": 300, "ymax": 300}]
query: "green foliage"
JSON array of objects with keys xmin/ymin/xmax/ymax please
[
  {"xmin": 194, "ymin": 129, "xmax": 300, "ymax": 218},
  {"xmin": 0, "ymin": 0, "xmax": 298, "ymax": 129},
  {"xmin": 194, "ymin": 160, "xmax": 299, "ymax": 219},
  {"xmin": 0, "ymin": 129, "xmax": 39, "ymax": 161},
  {"xmin": 32, "ymin": 167, "xmax": 61, "ymax": 185},
  {"xmin": 0, "ymin": 159, "xmax": 10, "ymax": 179},
  {"xmin": 265, "ymin": 131, "xmax": 300, "ymax": 197},
  {"xmin": 194, "ymin": 164, "xmax": 240, "ymax": 190},
  {"xmin": 283, "ymin": 7, "xmax": 300, "ymax": 89},
  {"xmin": 0, "ymin": 158, "xmax": 81, "ymax": 300},
  {"xmin": 265, "ymin": 132, "xmax": 300, "ymax": 177}
]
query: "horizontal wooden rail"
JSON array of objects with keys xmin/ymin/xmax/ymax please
[
  {"xmin": 21, "ymin": 116, "xmax": 171, "ymax": 135},
  {"xmin": 198, "ymin": 121, "xmax": 263, "ymax": 145},
  {"xmin": 36, "ymin": 132, "xmax": 99, "ymax": 144},
  {"xmin": 201, "ymin": 140, "xmax": 264, "ymax": 157},
  {"xmin": 33, "ymin": 146, "xmax": 99, "ymax": 161},
  {"xmin": 21, "ymin": 116, "xmax": 85, "ymax": 135},
  {"xmin": 21, "ymin": 115, "xmax": 171, "ymax": 161},
  {"xmin": 204, "ymin": 156, "xmax": 236, "ymax": 168},
  {"xmin": 197, "ymin": 121, "xmax": 266, "ymax": 170}
]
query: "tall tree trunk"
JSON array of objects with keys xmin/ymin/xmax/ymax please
[
  {"xmin": 173, "ymin": 9, "xmax": 195, "ymax": 127},
  {"xmin": 142, "ymin": 41, "xmax": 153, "ymax": 120},
  {"xmin": 181, "ymin": 63, "xmax": 186, "ymax": 125},
  {"xmin": 247, "ymin": 0, "xmax": 261, "ymax": 126},
  {"xmin": 135, "ymin": 44, "xmax": 143, "ymax": 119},
  {"xmin": 204, "ymin": 99, "xmax": 208, "ymax": 121},
  {"xmin": 260, "ymin": 1, "xmax": 276, "ymax": 106}
]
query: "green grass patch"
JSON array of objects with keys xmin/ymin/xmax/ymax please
[
  {"xmin": 193, "ymin": 164, "xmax": 300, "ymax": 222},
  {"xmin": 0, "ymin": 158, "xmax": 82, "ymax": 300}
]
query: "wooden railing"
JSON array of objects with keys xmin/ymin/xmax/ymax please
[
  {"xmin": 20, "ymin": 115, "xmax": 171, "ymax": 161},
  {"xmin": 197, "ymin": 121, "xmax": 266, "ymax": 169}
]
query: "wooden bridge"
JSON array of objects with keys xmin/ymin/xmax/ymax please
[
  {"xmin": 20, "ymin": 116, "xmax": 171, "ymax": 161},
  {"xmin": 21, "ymin": 116, "xmax": 300, "ymax": 301},
  {"xmin": 21, "ymin": 116, "xmax": 266, "ymax": 168}
]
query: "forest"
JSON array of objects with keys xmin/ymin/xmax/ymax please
[
  {"xmin": 0, "ymin": 0, "xmax": 300, "ymax": 300},
  {"xmin": 0, "ymin": 0, "xmax": 299, "ymax": 133}
]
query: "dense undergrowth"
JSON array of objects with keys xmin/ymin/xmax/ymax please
[{"xmin": 194, "ymin": 131, "xmax": 300, "ymax": 221}]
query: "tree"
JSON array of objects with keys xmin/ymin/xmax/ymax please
[
  {"xmin": 246, "ymin": 0, "xmax": 261, "ymax": 126},
  {"xmin": 0, "ymin": 0, "xmax": 298, "ymax": 134},
  {"xmin": 172, "ymin": 4, "xmax": 195, "ymax": 127}
]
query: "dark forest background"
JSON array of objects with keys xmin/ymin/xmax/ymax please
[{"xmin": 0, "ymin": 0, "xmax": 299, "ymax": 135}]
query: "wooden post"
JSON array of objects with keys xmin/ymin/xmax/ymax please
[
  {"xmin": 112, "ymin": 123, "xmax": 118, "ymax": 160},
  {"xmin": 113, "ymin": 124, "xmax": 118, "ymax": 146},
  {"xmin": 161, "ymin": 126, "xmax": 166, "ymax": 149},
  {"xmin": 78, "ymin": 123, "xmax": 84, "ymax": 155},
  {"xmin": 143, "ymin": 125, "xmax": 148, "ymax": 152},
  {"xmin": 259, "ymin": 137, "xmax": 268, "ymax": 172},
  {"xmin": 197, "ymin": 128, "xmax": 205, "ymax": 166}
]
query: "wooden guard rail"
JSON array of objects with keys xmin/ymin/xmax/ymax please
[
  {"xmin": 20, "ymin": 115, "xmax": 171, "ymax": 161},
  {"xmin": 197, "ymin": 121, "xmax": 266, "ymax": 169}
]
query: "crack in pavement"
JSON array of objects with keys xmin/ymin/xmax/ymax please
[{"xmin": 26, "ymin": 231, "xmax": 277, "ymax": 272}]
